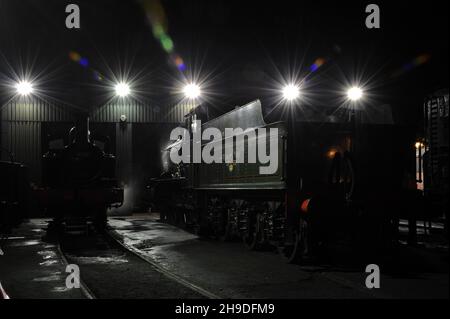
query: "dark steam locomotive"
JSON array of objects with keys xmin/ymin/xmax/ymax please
[
  {"xmin": 36, "ymin": 116, "xmax": 123, "ymax": 230},
  {"xmin": 420, "ymin": 90, "xmax": 449, "ymax": 237},
  {"xmin": 149, "ymin": 100, "xmax": 414, "ymax": 262}
]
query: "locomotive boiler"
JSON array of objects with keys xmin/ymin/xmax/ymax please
[
  {"xmin": 148, "ymin": 100, "xmax": 412, "ymax": 262},
  {"xmin": 36, "ymin": 115, "xmax": 123, "ymax": 230}
]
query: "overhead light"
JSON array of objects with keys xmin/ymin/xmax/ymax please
[
  {"xmin": 282, "ymin": 84, "xmax": 300, "ymax": 101},
  {"xmin": 115, "ymin": 82, "xmax": 130, "ymax": 97},
  {"xmin": 15, "ymin": 81, "xmax": 34, "ymax": 96},
  {"xmin": 183, "ymin": 83, "xmax": 201, "ymax": 99},
  {"xmin": 347, "ymin": 86, "xmax": 363, "ymax": 101}
]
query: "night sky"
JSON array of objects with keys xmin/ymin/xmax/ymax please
[{"xmin": 0, "ymin": 0, "xmax": 448, "ymax": 124}]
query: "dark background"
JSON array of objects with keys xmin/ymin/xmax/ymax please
[{"xmin": 0, "ymin": 0, "xmax": 448, "ymax": 124}]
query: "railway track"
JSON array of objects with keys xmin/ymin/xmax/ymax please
[
  {"xmin": 106, "ymin": 217, "xmax": 393, "ymax": 299},
  {"xmin": 57, "ymin": 225, "xmax": 220, "ymax": 299},
  {"xmin": 105, "ymin": 228, "xmax": 222, "ymax": 299},
  {"xmin": 57, "ymin": 243, "xmax": 96, "ymax": 299}
]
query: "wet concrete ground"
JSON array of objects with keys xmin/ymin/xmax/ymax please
[
  {"xmin": 1, "ymin": 219, "xmax": 203, "ymax": 299},
  {"xmin": 1, "ymin": 216, "xmax": 448, "ymax": 299},
  {"xmin": 109, "ymin": 215, "xmax": 449, "ymax": 299},
  {"xmin": 0, "ymin": 219, "xmax": 85, "ymax": 299},
  {"xmin": 61, "ymin": 230, "xmax": 204, "ymax": 299}
]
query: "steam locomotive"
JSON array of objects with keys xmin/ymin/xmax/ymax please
[
  {"xmin": 148, "ymin": 100, "xmax": 413, "ymax": 262},
  {"xmin": 36, "ymin": 116, "xmax": 123, "ymax": 230},
  {"xmin": 421, "ymin": 90, "xmax": 449, "ymax": 237}
]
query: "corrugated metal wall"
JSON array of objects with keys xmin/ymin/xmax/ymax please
[
  {"xmin": 91, "ymin": 100, "xmax": 195, "ymax": 123},
  {"xmin": 0, "ymin": 121, "xmax": 41, "ymax": 182},
  {"xmin": 115, "ymin": 123, "xmax": 133, "ymax": 185},
  {"xmin": 0, "ymin": 98, "xmax": 74, "ymax": 182},
  {"xmin": 1, "ymin": 97, "xmax": 196, "ymax": 185},
  {"xmin": 2, "ymin": 99, "xmax": 195, "ymax": 124},
  {"xmin": 1, "ymin": 99, "xmax": 74, "ymax": 122}
]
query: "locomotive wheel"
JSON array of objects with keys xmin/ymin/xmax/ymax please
[
  {"xmin": 219, "ymin": 209, "xmax": 233, "ymax": 242},
  {"xmin": 209, "ymin": 207, "xmax": 227, "ymax": 240},
  {"xmin": 218, "ymin": 225, "xmax": 232, "ymax": 242},
  {"xmin": 182, "ymin": 211, "xmax": 188, "ymax": 228},
  {"xmin": 174, "ymin": 208, "xmax": 186, "ymax": 227},
  {"xmin": 278, "ymin": 218, "xmax": 310, "ymax": 263},
  {"xmin": 243, "ymin": 213, "xmax": 263, "ymax": 250},
  {"xmin": 166, "ymin": 206, "xmax": 176, "ymax": 225},
  {"xmin": 329, "ymin": 151, "xmax": 355, "ymax": 201},
  {"xmin": 159, "ymin": 206, "xmax": 168, "ymax": 222}
]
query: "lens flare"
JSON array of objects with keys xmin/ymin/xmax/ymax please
[
  {"xmin": 183, "ymin": 83, "xmax": 201, "ymax": 99},
  {"xmin": 391, "ymin": 53, "xmax": 431, "ymax": 78},
  {"xmin": 79, "ymin": 58, "xmax": 89, "ymax": 68},
  {"xmin": 15, "ymin": 81, "xmax": 34, "ymax": 96},
  {"xmin": 347, "ymin": 87, "xmax": 363, "ymax": 101},
  {"xmin": 282, "ymin": 84, "xmax": 300, "ymax": 101},
  {"xmin": 309, "ymin": 57, "xmax": 327, "ymax": 72},
  {"xmin": 69, "ymin": 51, "xmax": 81, "ymax": 62},
  {"xmin": 115, "ymin": 82, "xmax": 130, "ymax": 97},
  {"xmin": 141, "ymin": 0, "xmax": 188, "ymax": 72}
]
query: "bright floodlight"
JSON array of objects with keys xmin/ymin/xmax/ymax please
[
  {"xmin": 282, "ymin": 84, "xmax": 300, "ymax": 101},
  {"xmin": 115, "ymin": 82, "xmax": 130, "ymax": 97},
  {"xmin": 183, "ymin": 83, "xmax": 201, "ymax": 99},
  {"xmin": 15, "ymin": 81, "xmax": 34, "ymax": 96},
  {"xmin": 347, "ymin": 87, "xmax": 363, "ymax": 101}
]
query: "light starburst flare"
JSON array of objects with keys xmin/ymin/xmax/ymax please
[
  {"xmin": 282, "ymin": 84, "xmax": 300, "ymax": 101},
  {"xmin": 183, "ymin": 83, "xmax": 201, "ymax": 99},
  {"xmin": 15, "ymin": 81, "xmax": 34, "ymax": 96},
  {"xmin": 347, "ymin": 86, "xmax": 363, "ymax": 101},
  {"xmin": 115, "ymin": 82, "xmax": 131, "ymax": 97}
]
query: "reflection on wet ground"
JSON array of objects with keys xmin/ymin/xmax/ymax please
[
  {"xmin": 108, "ymin": 216, "xmax": 449, "ymax": 299},
  {"xmin": 0, "ymin": 219, "xmax": 86, "ymax": 299},
  {"xmin": 1, "ymin": 217, "xmax": 447, "ymax": 299}
]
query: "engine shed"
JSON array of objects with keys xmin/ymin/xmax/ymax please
[{"xmin": 0, "ymin": 96, "xmax": 197, "ymax": 214}]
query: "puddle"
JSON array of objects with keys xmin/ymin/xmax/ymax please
[
  {"xmin": 37, "ymin": 250, "xmax": 58, "ymax": 260},
  {"xmin": 69, "ymin": 255, "xmax": 129, "ymax": 265},
  {"xmin": 40, "ymin": 260, "xmax": 59, "ymax": 266},
  {"xmin": 52, "ymin": 286, "xmax": 70, "ymax": 293},
  {"xmin": 32, "ymin": 274, "xmax": 63, "ymax": 282},
  {"xmin": 8, "ymin": 240, "xmax": 41, "ymax": 247}
]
